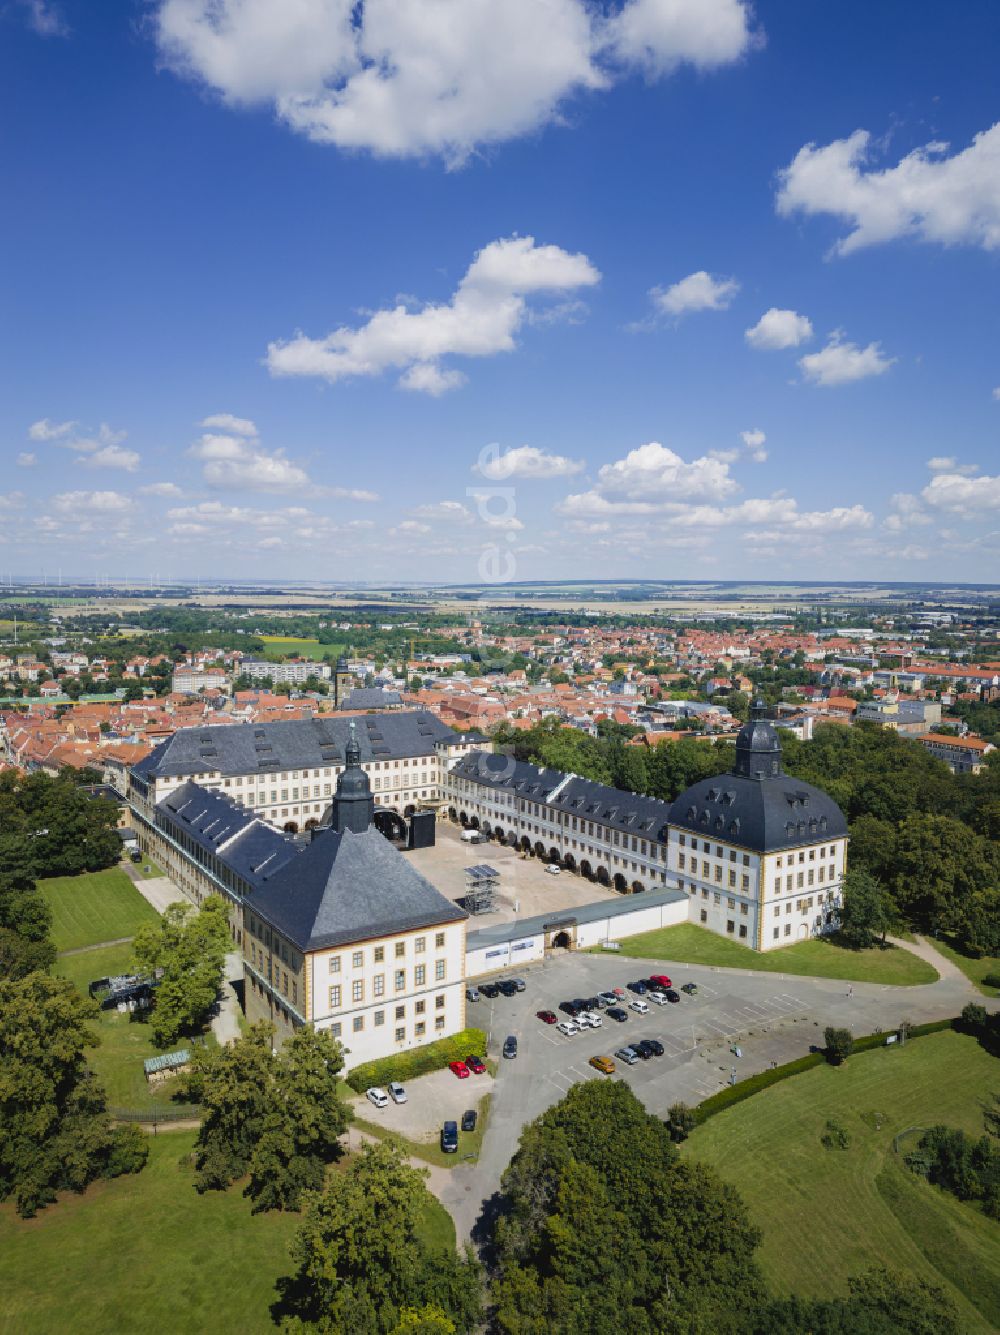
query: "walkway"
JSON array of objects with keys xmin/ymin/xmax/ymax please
[
  {"xmin": 889, "ymin": 933, "xmax": 974, "ymax": 986},
  {"xmin": 58, "ymin": 935, "xmax": 134, "ymax": 957}
]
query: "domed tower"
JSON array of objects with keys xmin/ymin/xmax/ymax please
[
  {"xmin": 333, "ymin": 654, "xmax": 353, "ymax": 708},
  {"xmin": 733, "ymin": 699, "xmax": 783, "ymax": 780},
  {"xmin": 330, "ymin": 723, "xmax": 374, "ymax": 834}
]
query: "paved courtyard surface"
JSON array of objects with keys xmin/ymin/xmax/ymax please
[
  {"xmin": 348, "ymin": 1064, "xmax": 495, "ymax": 1146},
  {"xmin": 436, "ymin": 940, "xmax": 980, "ymax": 1244},
  {"xmin": 406, "ymin": 822, "xmax": 617, "ymax": 930}
]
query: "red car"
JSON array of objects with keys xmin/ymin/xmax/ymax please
[
  {"xmin": 649, "ymin": 974, "xmax": 672, "ymax": 990},
  {"xmin": 449, "ymin": 1060, "xmax": 470, "ymax": 1079},
  {"xmin": 537, "ymin": 1010, "xmax": 557, "ymax": 1025},
  {"xmin": 466, "ymin": 1054, "xmax": 486, "ymax": 1074}
]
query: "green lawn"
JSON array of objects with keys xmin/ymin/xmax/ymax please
[
  {"xmin": 259, "ymin": 636, "xmax": 340, "ymax": 662},
  {"xmin": 932, "ymin": 937, "xmax": 1000, "ymax": 997},
  {"xmin": 601, "ymin": 922, "xmax": 938, "ymax": 985},
  {"xmin": 40, "ymin": 869, "xmax": 159, "ymax": 952},
  {"xmin": 0, "ymin": 1133, "xmax": 457, "ymax": 1335},
  {"xmin": 53, "ymin": 942, "xmax": 201, "ymax": 1112},
  {"xmin": 127, "ymin": 857, "xmax": 164, "ymax": 881},
  {"xmin": 683, "ymin": 1030, "xmax": 1000, "ymax": 1333}
]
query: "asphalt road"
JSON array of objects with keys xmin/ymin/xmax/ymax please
[{"xmin": 438, "ymin": 943, "xmax": 979, "ymax": 1244}]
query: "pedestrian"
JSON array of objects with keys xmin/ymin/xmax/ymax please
[{"xmin": 847, "ymin": 985, "xmax": 853, "ymax": 998}]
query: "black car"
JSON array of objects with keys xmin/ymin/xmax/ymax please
[
  {"xmin": 503, "ymin": 1035, "xmax": 518, "ymax": 1059},
  {"xmin": 461, "ymin": 1109, "xmax": 477, "ymax": 1132},
  {"xmin": 627, "ymin": 980, "xmax": 648, "ymax": 995},
  {"xmin": 632, "ymin": 1040, "xmax": 654, "ymax": 1060},
  {"xmin": 572, "ymin": 997, "xmax": 589, "ymax": 1011},
  {"xmin": 584, "ymin": 996, "xmax": 602, "ymax": 1011},
  {"xmin": 665, "ymin": 989, "xmax": 680, "ymax": 1003},
  {"xmin": 607, "ymin": 1007, "xmax": 628, "ymax": 1022},
  {"xmin": 441, "ymin": 1120, "xmax": 459, "ymax": 1153},
  {"xmin": 479, "ymin": 982, "xmax": 500, "ymax": 999},
  {"xmin": 560, "ymin": 1000, "xmax": 581, "ymax": 1017},
  {"xmin": 643, "ymin": 1038, "xmax": 665, "ymax": 1056},
  {"xmin": 498, "ymin": 980, "xmax": 518, "ymax": 997}
]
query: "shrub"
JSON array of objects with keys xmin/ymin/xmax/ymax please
[
  {"xmin": 824, "ymin": 1027, "xmax": 854, "ymax": 1065},
  {"xmin": 821, "ymin": 1118, "xmax": 851, "ymax": 1150},
  {"xmin": 345, "ymin": 1028, "xmax": 488, "ymax": 1094},
  {"xmin": 667, "ymin": 1102, "xmax": 696, "ymax": 1142},
  {"xmin": 982, "ymin": 973, "xmax": 1000, "ymax": 990}
]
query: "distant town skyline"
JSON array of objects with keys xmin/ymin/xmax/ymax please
[{"xmin": 2, "ymin": 1, "xmax": 999, "ymax": 582}]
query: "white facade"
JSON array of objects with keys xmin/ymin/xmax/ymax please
[{"xmin": 241, "ymin": 659, "xmax": 332, "ymax": 685}]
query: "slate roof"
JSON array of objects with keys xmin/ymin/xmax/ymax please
[
  {"xmin": 134, "ymin": 710, "xmax": 458, "ymax": 781},
  {"xmin": 246, "ymin": 824, "xmax": 468, "ymax": 951},
  {"xmin": 339, "ymin": 687, "xmax": 402, "ymax": 710},
  {"xmin": 450, "ymin": 752, "xmax": 672, "ymax": 843},
  {"xmin": 667, "ymin": 772, "xmax": 847, "ymax": 852},
  {"xmin": 157, "ymin": 781, "xmax": 302, "ymax": 889}
]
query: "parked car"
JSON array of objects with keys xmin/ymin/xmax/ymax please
[
  {"xmin": 627, "ymin": 980, "xmax": 648, "ymax": 995},
  {"xmin": 680, "ymin": 982, "xmax": 698, "ymax": 996},
  {"xmin": 388, "ymin": 1082, "xmax": 407, "ymax": 1104},
  {"xmin": 647, "ymin": 991, "xmax": 668, "ymax": 1006},
  {"xmin": 582, "ymin": 1011, "xmax": 603, "ymax": 1028},
  {"xmin": 366, "ymin": 1087, "xmax": 389, "ymax": 1109},
  {"xmin": 572, "ymin": 998, "xmax": 589, "ymax": 1012},
  {"xmin": 649, "ymin": 974, "xmax": 672, "ymax": 990},
  {"xmin": 597, "ymin": 991, "xmax": 618, "ymax": 1007},
  {"xmin": 545, "ymin": 864, "xmax": 562, "ymax": 875},
  {"xmin": 465, "ymin": 986, "xmax": 480, "ymax": 1003},
  {"xmin": 632, "ymin": 1040, "xmax": 654, "ymax": 1060},
  {"xmin": 441, "ymin": 1120, "xmax": 459, "ymax": 1152},
  {"xmin": 449, "ymin": 1060, "xmax": 470, "ymax": 1079},
  {"xmin": 498, "ymin": 980, "xmax": 518, "ymax": 997},
  {"xmin": 466, "ymin": 1054, "xmax": 486, "ymax": 1075},
  {"xmin": 560, "ymin": 1000, "xmax": 581, "ymax": 1017},
  {"xmin": 556, "ymin": 1020, "xmax": 580, "ymax": 1036},
  {"xmin": 510, "ymin": 978, "xmax": 526, "ymax": 992},
  {"xmin": 643, "ymin": 1038, "xmax": 665, "ymax": 1056},
  {"xmin": 461, "ymin": 1109, "xmax": 477, "ymax": 1132},
  {"xmin": 665, "ymin": 989, "xmax": 680, "ymax": 1003},
  {"xmin": 460, "ymin": 829, "xmax": 482, "ymax": 844},
  {"xmin": 615, "ymin": 1047, "xmax": 639, "ymax": 1066},
  {"xmin": 589, "ymin": 1055, "xmax": 616, "ymax": 1075},
  {"xmin": 537, "ymin": 1009, "xmax": 557, "ymax": 1024},
  {"xmin": 480, "ymin": 982, "xmax": 500, "ymax": 999},
  {"xmin": 607, "ymin": 1007, "xmax": 628, "ymax": 1023},
  {"xmin": 629, "ymin": 999, "xmax": 649, "ymax": 1015},
  {"xmin": 503, "ymin": 1035, "xmax": 518, "ymax": 1059},
  {"xmin": 128, "ymin": 848, "xmax": 143, "ymax": 863}
]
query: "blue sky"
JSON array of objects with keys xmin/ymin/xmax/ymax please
[{"xmin": 2, "ymin": 0, "xmax": 999, "ymax": 584}]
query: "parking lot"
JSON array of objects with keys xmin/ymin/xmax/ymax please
[
  {"xmin": 348, "ymin": 1063, "xmax": 495, "ymax": 1146},
  {"xmin": 438, "ymin": 943, "xmax": 976, "ymax": 1241}
]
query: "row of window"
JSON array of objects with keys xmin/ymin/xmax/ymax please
[
  {"xmin": 327, "ymin": 960, "xmax": 447, "ymax": 1007},
  {"xmin": 327, "ymin": 933, "xmax": 447, "ymax": 975},
  {"xmin": 698, "ymin": 909, "xmax": 749, "ymax": 940},
  {"xmin": 328, "ymin": 1013, "xmax": 447, "ymax": 1041}
]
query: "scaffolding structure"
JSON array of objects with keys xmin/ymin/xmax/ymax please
[{"xmin": 464, "ymin": 863, "xmax": 499, "ymax": 915}]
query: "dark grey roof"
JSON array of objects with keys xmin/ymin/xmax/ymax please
[
  {"xmin": 133, "ymin": 710, "xmax": 459, "ymax": 780},
  {"xmin": 451, "ymin": 752, "xmax": 672, "ymax": 842},
  {"xmin": 339, "ymin": 687, "xmax": 402, "ymax": 710},
  {"xmin": 246, "ymin": 825, "xmax": 467, "ymax": 951},
  {"xmin": 668, "ymin": 773, "xmax": 847, "ymax": 852}
]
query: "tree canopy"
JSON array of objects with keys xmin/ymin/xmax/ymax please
[{"xmin": 132, "ymin": 895, "xmax": 231, "ymax": 1046}]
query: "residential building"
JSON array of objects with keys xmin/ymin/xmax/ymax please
[
  {"xmin": 240, "ymin": 659, "xmax": 332, "ymax": 687},
  {"xmin": 917, "ymin": 732, "xmax": 994, "ymax": 774}
]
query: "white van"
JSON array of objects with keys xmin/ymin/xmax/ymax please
[
  {"xmin": 629, "ymin": 999, "xmax": 649, "ymax": 1015},
  {"xmin": 460, "ymin": 829, "xmax": 482, "ymax": 844}
]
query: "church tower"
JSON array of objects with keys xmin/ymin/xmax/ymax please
[
  {"xmin": 333, "ymin": 654, "xmax": 353, "ymax": 708},
  {"xmin": 329, "ymin": 723, "xmax": 375, "ymax": 834}
]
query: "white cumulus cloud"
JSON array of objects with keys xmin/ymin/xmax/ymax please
[
  {"xmin": 798, "ymin": 333, "xmax": 895, "ymax": 387},
  {"xmin": 78, "ymin": 444, "xmax": 141, "ymax": 472},
  {"xmin": 187, "ymin": 421, "xmax": 316, "ymax": 493},
  {"xmin": 139, "ymin": 482, "xmax": 185, "ymax": 497},
  {"xmin": 266, "ymin": 235, "xmax": 600, "ymax": 393},
  {"xmin": 745, "ymin": 307, "xmax": 813, "ymax": 349},
  {"xmin": 52, "ymin": 491, "xmax": 132, "ymax": 514},
  {"xmin": 16, "ymin": 452, "xmax": 36, "ymax": 468},
  {"xmin": 594, "ymin": 440, "xmax": 741, "ymax": 501},
  {"xmin": 475, "ymin": 444, "xmax": 585, "ymax": 479},
  {"xmin": 200, "ymin": 412, "xmax": 258, "ymax": 436},
  {"xmin": 922, "ymin": 470, "xmax": 1000, "ymax": 515},
  {"xmin": 156, "ymin": 0, "xmax": 756, "ymax": 163},
  {"xmin": 29, "ymin": 418, "xmax": 77, "ymax": 441},
  {"xmin": 409, "ymin": 502, "xmax": 475, "ymax": 525},
  {"xmin": 776, "ymin": 122, "xmax": 1000, "ymax": 256},
  {"xmin": 740, "ymin": 428, "xmax": 768, "ymax": 462},
  {"xmin": 651, "ymin": 270, "xmax": 739, "ymax": 317}
]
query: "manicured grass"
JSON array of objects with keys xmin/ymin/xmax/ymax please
[
  {"xmin": 0, "ymin": 1134, "xmax": 458, "ymax": 1335},
  {"xmin": 127, "ymin": 857, "xmax": 164, "ymax": 881},
  {"xmin": 259, "ymin": 636, "xmax": 340, "ymax": 662},
  {"xmin": 40, "ymin": 869, "xmax": 158, "ymax": 952},
  {"xmin": 53, "ymin": 943, "xmax": 206, "ymax": 1113},
  {"xmin": 682, "ymin": 1030, "xmax": 1000, "ymax": 1333},
  {"xmin": 0, "ymin": 1132, "xmax": 299, "ymax": 1335},
  {"xmin": 932, "ymin": 937, "xmax": 1000, "ymax": 997},
  {"xmin": 602, "ymin": 922, "xmax": 938, "ymax": 985}
]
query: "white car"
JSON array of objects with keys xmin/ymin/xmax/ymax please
[
  {"xmin": 597, "ymin": 991, "xmax": 619, "ymax": 1007},
  {"xmin": 629, "ymin": 999, "xmax": 649, "ymax": 1015},
  {"xmin": 388, "ymin": 1082, "xmax": 407, "ymax": 1104},
  {"xmin": 545, "ymin": 864, "xmax": 562, "ymax": 875},
  {"xmin": 647, "ymin": 991, "xmax": 668, "ymax": 1006},
  {"xmin": 581, "ymin": 1011, "xmax": 603, "ymax": 1028},
  {"xmin": 556, "ymin": 1020, "xmax": 580, "ymax": 1036},
  {"xmin": 366, "ymin": 1087, "xmax": 389, "ymax": 1109}
]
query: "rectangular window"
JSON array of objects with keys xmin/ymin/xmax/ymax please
[
  {"xmin": 797, "ymin": 872, "xmax": 804, "ymax": 888},
  {"xmin": 726, "ymin": 919, "xmax": 735, "ymax": 934},
  {"xmin": 352, "ymin": 950, "xmax": 363, "ymax": 968},
  {"xmin": 728, "ymin": 870, "xmax": 736, "ymax": 887},
  {"xmin": 415, "ymin": 964, "xmax": 426, "ymax": 986},
  {"xmin": 713, "ymin": 892, "xmax": 721, "ymax": 906},
  {"xmin": 373, "ymin": 974, "xmax": 385, "ymax": 997},
  {"xmin": 784, "ymin": 923, "xmax": 791, "ymax": 937},
  {"xmin": 739, "ymin": 924, "xmax": 748, "ymax": 939},
  {"xmin": 394, "ymin": 970, "xmax": 405, "ymax": 991},
  {"xmin": 352, "ymin": 1016, "xmax": 364, "ymax": 1032},
  {"xmin": 435, "ymin": 1015, "xmax": 445, "ymax": 1031},
  {"xmin": 435, "ymin": 994, "xmax": 445, "ymax": 1009},
  {"xmin": 374, "ymin": 1009, "xmax": 384, "ymax": 1026},
  {"xmin": 741, "ymin": 874, "xmax": 749, "ymax": 891},
  {"xmin": 435, "ymin": 960, "xmax": 446, "ymax": 981},
  {"xmin": 700, "ymin": 908, "xmax": 708, "ymax": 923},
  {"xmin": 395, "ymin": 1026, "xmax": 405, "ymax": 1042},
  {"xmin": 352, "ymin": 979, "xmax": 364, "ymax": 1003},
  {"xmin": 415, "ymin": 936, "xmax": 426, "ymax": 954},
  {"xmin": 435, "ymin": 932, "xmax": 445, "ymax": 948},
  {"xmin": 331, "ymin": 1021, "xmax": 342, "ymax": 1037},
  {"xmin": 740, "ymin": 902, "xmax": 748, "ymax": 915},
  {"xmin": 415, "ymin": 999, "xmax": 426, "ymax": 1014},
  {"xmin": 415, "ymin": 1021, "xmax": 426, "ymax": 1036},
  {"xmin": 773, "ymin": 928, "xmax": 779, "ymax": 940},
  {"xmin": 773, "ymin": 878, "xmax": 781, "ymax": 893},
  {"xmin": 328, "ymin": 956, "xmax": 341, "ymax": 974},
  {"xmin": 395, "ymin": 941, "xmax": 405, "ymax": 958},
  {"xmin": 374, "ymin": 945, "xmax": 384, "ymax": 963}
]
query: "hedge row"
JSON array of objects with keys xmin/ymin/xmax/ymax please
[
  {"xmin": 345, "ymin": 1026, "xmax": 488, "ymax": 1094},
  {"xmin": 694, "ymin": 1018, "xmax": 958, "ymax": 1124}
]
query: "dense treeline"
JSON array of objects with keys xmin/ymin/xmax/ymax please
[{"xmin": 495, "ymin": 719, "xmax": 1000, "ymax": 955}]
